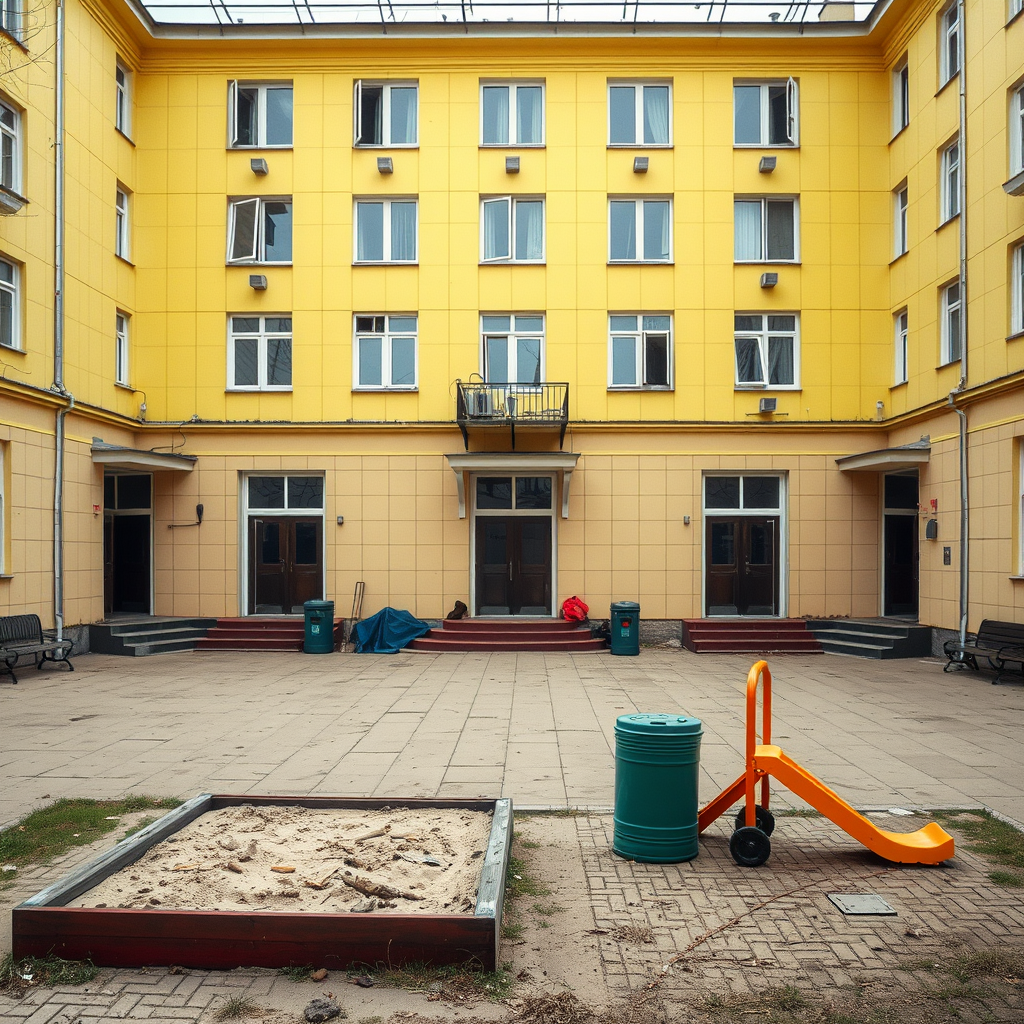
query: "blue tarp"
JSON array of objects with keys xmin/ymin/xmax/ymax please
[{"xmin": 352, "ymin": 607, "xmax": 432, "ymax": 654}]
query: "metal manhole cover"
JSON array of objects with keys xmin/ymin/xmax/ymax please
[{"xmin": 827, "ymin": 893, "xmax": 897, "ymax": 916}]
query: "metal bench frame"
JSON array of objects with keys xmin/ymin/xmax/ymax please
[
  {"xmin": 943, "ymin": 619, "xmax": 1024, "ymax": 685},
  {"xmin": 0, "ymin": 614, "xmax": 75, "ymax": 684}
]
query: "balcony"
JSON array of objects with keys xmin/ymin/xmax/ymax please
[{"xmin": 456, "ymin": 381, "xmax": 569, "ymax": 451}]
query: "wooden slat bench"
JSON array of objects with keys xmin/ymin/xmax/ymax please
[
  {"xmin": 0, "ymin": 614, "xmax": 75, "ymax": 684},
  {"xmin": 943, "ymin": 619, "xmax": 1024, "ymax": 685}
]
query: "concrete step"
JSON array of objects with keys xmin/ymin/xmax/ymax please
[
  {"xmin": 686, "ymin": 639, "xmax": 824, "ymax": 654},
  {"xmin": 195, "ymin": 637, "xmax": 304, "ymax": 652},
  {"xmin": 90, "ymin": 618, "xmax": 217, "ymax": 656},
  {"xmin": 817, "ymin": 638, "xmax": 894, "ymax": 659},
  {"xmin": 805, "ymin": 619, "xmax": 932, "ymax": 658}
]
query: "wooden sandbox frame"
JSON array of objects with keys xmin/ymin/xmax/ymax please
[{"xmin": 12, "ymin": 794, "xmax": 513, "ymax": 971}]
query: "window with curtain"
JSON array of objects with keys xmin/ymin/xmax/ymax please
[
  {"xmin": 354, "ymin": 198, "xmax": 417, "ymax": 263},
  {"xmin": 733, "ymin": 79, "xmax": 798, "ymax": 146},
  {"xmin": 608, "ymin": 82, "xmax": 671, "ymax": 146},
  {"xmin": 893, "ymin": 60, "xmax": 909, "ymax": 136},
  {"xmin": 941, "ymin": 139, "xmax": 960, "ymax": 223},
  {"xmin": 0, "ymin": 98, "xmax": 21, "ymax": 194},
  {"xmin": 0, "ymin": 257, "xmax": 19, "ymax": 350},
  {"xmin": 1010, "ymin": 84, "xmax": 1024, "ymax": 178},
  {"xmin": 481, "ymin": 314, "xmax": 544, "ymax": 384},
  {"xmin": 734, "ymin": 313, "xmax": 798, "ymax": 389},
  {"xmin": 608, "ymin": 314, "xmax": 672, "ymax": 389},
  {"xmin": 480, "ymin": 197, "xmax": 544, "ymax": 262},
  {"xmin": 228, "ymin": 82, "xmax": 293, "ymax": 148},
  {"xmin": 893, "ymin": 185, "xmax": 908, "ymax": 257},
  {"xmin": 940, "ymin": 2, "xmax": 960, "ymax": 86},
  {"xmin": 115, "ymin": 186, "xmax": 130, "ymax": 260},
  {"xmin": 354, "ymin": 81, "xmax": 418, "ymax": 147},
  {"xmin": 734, "ymin": 197, "xmax": 797, "ymax": 262},
  {"xmin": 1, "ymin": 0, "xmax": 21, "ymax": 41},
  {"xmin": 609, "ymin": 198, "xmax": 671, "ymax": 262},
  {"xmin": 353, "ymin": 314, "xmax": 418, "ymax": 389},
  {"xmin": 481, "ymin": 82, "xmax": 544, "ymax": 146},
  {"xmin": 115, "ymin": 312, "xmax": 130, "ymax": 386},
  {"xmin": 1014, "ymin": 242, "xmax": 1024, "ymax": 336},
  {"xmin": 894, "ymin": 310, "xmax": 908, "ymax": 385},
  {"xmin": 941, "ymin": 281, "xmax": 961, "ymax": 364},
  {"xmin": 115, "ymin": 61, "xmax": 131, "ymax": 137},
  {"xmin": 228, "ymin": 315, "xmax": 292, "ymax": 390},
  {"xmin": 228, "ymin": 197, "xmax": 293, "ymax": 263}
]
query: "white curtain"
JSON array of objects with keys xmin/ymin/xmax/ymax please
[
  {"xmin": 516, "ymin": 200, "xmax": 543, "ymax": 260},
  {"xmin": 391, "ymin": 87, "xmax": 417, "ymax": 145},
  {"xmin": 610, "ymin": 202, "xmax": 635, "ymax": 260},
  {"xmin": 734, "ymin": 201, "xmax": 761, "ymax": 261},
  {"xmin": 518, "ymin": 87, "xmax": 542, "ymax": 144},
  {"xmin": 483, "ymin": 199, "xmax": 510, "ymax": 260},
  {"xmin": 357, "ymin": 202, "xmax": 384, "ymax": 261},
  {"xmin": 767, "ymin": 336, "xmax": 794, "ymax": 386},
  {"xmin": 643, "ymin": 201, "xmax": 670, "ymax": 261},
  {"xmin": 390, "ymin": 201, "xmax": 417, "ymax": 261},
  {"xmin": 644, "ymin": 86, "xmax": 670, "ymax": 145},
  {"xmin": 482, "ymin": 87, "xmax": 509, "ymax": 145}
]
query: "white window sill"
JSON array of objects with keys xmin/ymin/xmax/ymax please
[
  {"xmin": 735, "ymin": 385, "xmax": 800, "ymax": 392},
  {"xmin": 935, "ymin": 75, "xmax": 959, "ymax": 98},
  {"xmin": 733, "ymin": 144, "xmax": 799, "ymax": 150},
  {"xmin": 889, "ymin": 251, "xmax": 908, "ymax": 266},
  {"xmin": 1003, "ymin": 169, "xmax": 1024, "ymax": 196},
  {"xmin": 228, "ymin": 145, "xmax": 294, "ymax": 151},
  {"xmin": 1009, "ymin": 576, "xmax": 1024, "ymax": 582},
  {"xmin": 608, "ymin": 261, "xmax": 673, "ymax": 266},
  {"xmin": 354, "ymin": 261, "xmax": 419, "ymax": 267},
  {"xmin": 937, "ymin": 213, "xmax": 960, "ymax": 230},
  {"xmin": 1007, "ymin": 330, "xmax": 1024, "ymax": 342},
  {"xmin": 352, "ymin": 387, "xmax": 418, "ymax": 392},
  {"xmin": 890, "ymin": 124, "xmax": 908, "ymax": 143},
  {"xmin": 0, "ymin": 186, "xmax": 27, "ymax": 215},
  {"xmin": 608, "ymin": 386, "xmax": 675, "ymax": 391},
  {"xmin": 479, "ymin": 144, "xmax": 546, "ymax": 150},
  {"xmin": 116, "ymin": 128, "xmax": 135, "ymax": 147},
  {"xmin": 607, "ymin": 144, "xmax": 673, "ymax": 150},
  {"xmin": 734, "ymin": 260, "xmax": 801, "ymax": 266},
  {"xmin": 937, "ymin": 358, "xmax": 961, "ymax": 369},
  {"xmin": 1009, "ymin": 8, "xmax": 1023, "ymax": 26},
  {"xmin": 227, "ymin": 388, "xmax": 294, "ymax": 393},
  {"xmin": 116, "ymin": 254, "xmax": 135, "ymax": 267},
  {"xmin": 227, "ymin": 262, "xmax": 293, "ymax": 267},
  {"xmin": 481, "ymin": 261, "xmax": 545, "ymax": 266},
  {"xmin": 355, "ymin": 144, "xmax": 419, "ymax": 150},
  {"xmin": 115, "ymin": 381, "xmax": 134, "ymax": 391},
  {"xmin": 890, "ymin": 379, "xmax": 908, "ymax": 389},
  {"xmin": 0, "ymin": 342, "xmax": 23, "ymax": 354}
]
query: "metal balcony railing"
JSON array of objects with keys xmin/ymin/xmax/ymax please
[{"xmin": 456, "ymin": 381, "xmax": 569, "ymax": 450}]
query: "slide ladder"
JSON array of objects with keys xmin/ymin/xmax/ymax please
[{"xmin": 698, "ymin": 661, "xmax": 954, "ymax": 867}]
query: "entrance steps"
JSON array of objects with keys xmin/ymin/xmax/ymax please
[
  {"xmin": 805, "ymin": 618, "xmax": 932, "ymax": 659},
  {"xmin": 682, "ymin": 619, "xmax": 823, "ymax": 655},
  {"xmin": 408, "ymin": 618, "xmax": 606, "ymax": 654},
  {"xmin": 91, "ymin": 617, "xmax": 218, "ymax": 657},
  {"xmin": 195, "ymin": 617, "xmax": 343, "ymax": 652}
]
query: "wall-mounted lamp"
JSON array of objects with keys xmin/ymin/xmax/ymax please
[
  {"xmin": 249, "ymin": 274, "xmax": 268, "ymax": 290},
  {"xmin": 250, "ymin": 158, "xmax": 269, "ymax": 175},
  {"xmin": 505, "ymin": 156, "xmax": 520, "ymax": 174},
  {"xmin": 925, "ymin": 519, "xmax": 938, "ymax": 540},
  {"xmin": 336, "ymin": 515, "xmax": 345, "ymax": 525},
  {"xmin": 633, "ymin": 156, "xmax": 649, "ymax": 174},
  {"xmin": 168, "ymin": 503, "xmax": 204, "ymax": 529},
  {"xmin": 759, "ymin": 156, "xmax": 777, "ymax": 173},
  {"xmin": 377, "ymin": 157, "xmax": 394, "ymax": 174},
  {"xmin": 760, "ymin": 272, "xmax": 778, "ymax": 288}
]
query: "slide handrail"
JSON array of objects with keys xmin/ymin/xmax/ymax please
[{"xmin": 743, "ymin": 660, "xmax": 772, "ymax": 826}]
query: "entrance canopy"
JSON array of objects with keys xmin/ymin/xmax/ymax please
[
  {"xmin": 835, "ymin": 439, "xmax": 930, "ymax": 473},
  {"xmin": 91, "ymin": 440, "xmax": 197, "ymax": 473},
  {"xmin": 445, "ymin": 451, "xmax": 581, "ymax": 518}
]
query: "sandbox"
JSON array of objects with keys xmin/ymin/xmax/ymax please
[{"xmin": 12, "ymin": 795, "xmax": 512, "ymax": 971}]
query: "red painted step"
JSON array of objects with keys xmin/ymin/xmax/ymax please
[
  {"xmin": 195, "ymin": 617, "xmax": 342, "ymax": 652},
  {"xmin": 682, "ymin": 619, "xmax": 822, "ymax": 655},
  {"xmin": 408, "ymin": 617, "xmax": 605, "ymax": 654}
]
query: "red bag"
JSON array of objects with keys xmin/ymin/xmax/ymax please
[{"xmin": 560, "ymin": 596, "xmax": 589, "ymax": 622}]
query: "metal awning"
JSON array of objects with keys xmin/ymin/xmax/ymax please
[
  {"xmin": 836, "ymin": 440, "xmax": 930, "ymax": 473},
  {"xmin": 91, "ymin": 440, "xmax": 197, "ymax": 473},
  {"xmin": 445, "ymin": 451, "xmax": 581, "ymax": 518}
]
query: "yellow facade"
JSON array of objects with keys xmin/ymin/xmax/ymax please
[{"xmin": 0, "ymin": 0, "xmax": 1021, "ymax": 636}]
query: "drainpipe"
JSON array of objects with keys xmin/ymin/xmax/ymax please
[
  {"xmin": 957, "ymin": 0, "xmax": 967, "ymax": 390},
  {"xmin": 949, "ymin": 395, "xmax": 969, "ymax": 646}
]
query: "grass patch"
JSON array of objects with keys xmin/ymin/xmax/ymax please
[
  {"xmin": 935, "ymin": 809, "xmax": 1024, "ymax": 875},
  {"xmin": 505, "ymin": 854, "xmax": 551, "ymax": 900},
  {"xmin": 366, "ymin": 960, "xmax": 514, "ymax": 1002},
  {"xmin": 121, "ymin": 816, "xmax": 159, "ymax": 841},
  {"xmin": 0, "ymin": 796, "xmax": 181, "ymax": 872},
  {"xmin": 214, "ymin": 994, "xmax": 264, "ymax": 1020},
  {"xmin": 278, "ymin": 963, "xmax": 315, "ymax": 982},
  {"xmin": 0, "ymin": 952, "xmax": 98, "ymax": 995},
  {"xmin": 700, "ymin": 985, "xmax": 807, "ymax": 1019}
]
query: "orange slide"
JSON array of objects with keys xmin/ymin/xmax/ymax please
[{"xmin": 698, "ymin": 661, "xmax": 954, "ymax": 867}]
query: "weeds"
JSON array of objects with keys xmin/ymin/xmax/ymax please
[
  {"xmin": 214, "ymin": 994, "xmax": 264, "ymax": 1019},
  {"xmin": 0, "ymin": 952, "xmax": 98, "ymax": 995},
  {"xmin": 278, "ymin": 963, "xmax": 315, "ymax": 981},
  {"xmin": 366, "ymin": 960, "xmax": 514, "ymax": 1002},
  {"xmin": 121, "ymin": 816, "xmax": 158, "ymax": 841},
  {"xmin": 935, "ymin": 809, "xmax": 1024, "ymax": 886}
]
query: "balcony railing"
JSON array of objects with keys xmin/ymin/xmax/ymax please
[{"xmin": 456, "ymin": 381, "xmax": 569, "ymax": 450}]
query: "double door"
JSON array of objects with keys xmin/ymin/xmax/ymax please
[
  {"xmin": 475, "ymin": 516, "xmax": 551, "ymax": 615},
  {"xmin": 249, "ymin": 516, "xmax": 322, "ymax": 614},
  {"xmin": 706, "ymin": 517, "xmax": 779, "ymax": 616}
]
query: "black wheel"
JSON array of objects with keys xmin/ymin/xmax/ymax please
[
  {"xmin": 734, "ymin": 806, "xmax": 775, "ymax": 836},
  {"xmin": 730, "ymin": 826, "xmax": 771, "ymax": 867}
]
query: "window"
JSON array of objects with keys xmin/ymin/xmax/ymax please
[
  {"xmin": 247, "ymin": 475, "xmax": 324, "ymax": 511},
  {"xmin": 733, "ymin": 79, "xmax": 798, "ymax": 147},
  {"xmin": 227, "ymin": 197, "xmax": 292, "ymax": 264},
  {"xmin": 228, "ymin": 315, "xmax": 292, "ymax": 390},
  {"xmin": 941, "ymin": 280, "xmax": 962, "ymax": 365},
  {"xmin": 353, "ymin": 314, "xmax": 417, "ymax": 389},
  {"xmin": 734, "ymin": 313, "xmax": 799, "ymax": 389},
  {"xmin": 480, "ymin": 82, "xmax": 543, "ymax": 146},
  {"xmin": 1011, "ymin": 84, "xmax": 1024, "ymax": 178},
  {"xmin": 609, "ymin": 198, "xmax": 671, "ymax": 263},
  {"xmin": 894, "ymin": 185, "xmax": 908, "ymax": 257},
  {"xmin": 354, "ymin": 81, "xmax": 418, "ymax": 147},
  {"xmin": 481, "ymin": 196, "xmax": 544, "ymax": 263},
  {"xmin": 734, "ymin": 197, "xmax": 797, "ymax": 262},
  {"xmin": 941, "ymin": 139, "xmax": 960, "ymax": 223},
  {"xmin": 705, "ymin": 475, "xmax": 782, "ymax": 511},
  {"xmin": 115, "ymin": 186, "xmax": 130, "ymax": 260},
  {"xmin": 354, "ymin": 198, "xmax": 417, "ymax": 263},
  {"xmin": 0, "ymin": 257, "xmax": 18, "ymax": 350},
  {"xmin": 115, "ymin": 61, "xmax": 131, "ymax": 137},
  {"xmin": 893, "ymin": 60, "xmax": 909, "ymax": 135},
  {"xmin": 608, "ymin": 82, "xmax": 671, "ymax": 147},
  {"xmin": 1012, "ymin": 0, "xmax": 1024, "ymax": 20},
  {"xmin": 1011, "ymin": 242, "xmax": 1024, "ymax": 336},
  {"xmin": 1, "ymin": 0, "xmax": 21, "ymax": 40},
  {"xmin": 940, "ymin": 2, "xmax": 960, "ymax": 86},
  {"xmin": 0, "ymin": 98, "xmax": 21, "ymax": 194},
  {"xmin": 608, "ymin": 315, "xmax": 671, "ymax": 389},
  {"xmin": 894, "ymin": 310, "xmax": 908, "ymax": 385},
  {"xmin": 115, "ymin": 312, "xmax": 129, "ymax": 386},
  {"xmin": 481, "ymin": 314, "xmax": 543, "ymax": 384},
  {"xmin": 228, "ymin": 82, "xmax": 293, "ymax": 148}
]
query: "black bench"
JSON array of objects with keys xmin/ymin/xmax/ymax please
[
  {"xmin": 0, "ymin": 614, "xmax": 75, "ymax": 684},
  {"xmin": 943, "ymin": 619, "xmax": 1024, "ymax": 685}
]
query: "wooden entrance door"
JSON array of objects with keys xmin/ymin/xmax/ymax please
[
  {"xmin": 249, "ymin": 516, "xmax": 323, "ymax": 614},
  {"xmin": 706, "ymin": 517, "xmax": 779, "ymax": 616},
  {"xmin": 883, "ymin": 514, "xmax": 919, "ymax": 617},
  {"xmin": 475, "ymin": 516, "xmax": 552, "ymax": 615}
]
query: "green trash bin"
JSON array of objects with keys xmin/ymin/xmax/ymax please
[
  {"xmin": 303, "ymin": 599, "xmax": 335, "ymax": 654},
  {"xmin": 613, "ymin": 713, "xmax": 703, "ymax": 863},
  {"xmin": 610, "ymin": 601, "xmax": 640, "ymax": 656}
]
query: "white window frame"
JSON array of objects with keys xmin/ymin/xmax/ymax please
[
  {"xmin": 0, "ymin": 256, "xmax": 19, "ymax": 351},
  {"xmin": 607, "ymin": 81, "xmax": 673, "ymax": 148},
  {"xmin": 353, "ymin": 198, "xmax": 418, "ymax": 264},
  {"xmin": 480, "ymin": 314, "xmax": 545, "ymax": 385},
  {"xmin": 353, "ymin": 314, "xmax": 418, "ymax": 390},
  {"xmin": 354, "ymin": 80, "xmax": 418, "ymax": 148},
  {"xmin": 733, "ymin": 78, "xmax": 799, "ymax": 148},
  {"xmin": 607, "ymin": 314, "xmax": 673, "ymax": 390},
  {"xmin": 115, "ymin": 186, "xmax": 130, "ymax": 260},
  {"xmin": 893, "ymin": 59, "xmax": 909, "ymax": 136},
  {"xmin": 941, "ymin": 280, "xmax": 962, "ymax": 365},
  {"xmin": 1012, "ymin": 0, "xmax": 1023, "ymax": 21},
  {"xmin": 0, "ymin": 96, "xmax": 21, "ymax": 195},
  {"xmin": 1012, "ymin": 241, "xmax": 1024, "ymax": 337},
  {"xmin": 479, "ymin": 81, "xmax": 545, "ymax": 147},
  {"xmin": 608, "ymin": 197, "xmax": 673, "ymax": 264},
  {"xmin": 227, "ymin": 315, "xmax": 293, "ymax": 392},
  {"xmin": 480, "ymin": 196, "xmax": 545, "ymax": 264},
  {"xmin": 894, "ymin": 184, "xmax": 908, "ymax": 257},
  {"xmin": 1011, "ymin": 84, "xmax": 1024, "ymax": 178},
  {"xmin": 941, "ymin": 138, "xmax": 960, "ymax": 224},
  {"xmin": 115, "ymin": 311, "xmax": 129, "ymax": 386},
  {"xmin": 227, "ymin": 81, "xmax": 293, "ymax": 149},
  {"xmin": 1, "ymin": 0, "xmax": 21, "ymax": 41},
  {"xmin": 940, "ymin": 2, "xmax": 961, "ymax": 87},
  {"xmin": 115, "ymin": 60, "xmax": 131, "ymax": 137},
  {"xmin": 733, "ymin": 313, "xmax": 800, "ymax": 390},
  {"xmin": 227, "ymin": 196, "xmax": 292, "ymax": 265},
  {"xmin": 894, "ymin": 309, "xmax": 908, "ymax": 385},
  {"xmin": 733, "ymin": 196, "xmax": 799, "ymax": 264}
]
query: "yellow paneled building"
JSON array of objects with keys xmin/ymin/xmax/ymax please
[{"xmin": 0, "ymin": 0, "xmax": 1021, "ymax": 646}]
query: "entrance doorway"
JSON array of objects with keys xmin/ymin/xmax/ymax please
[
  {"xmin": 103, "ymin": 473, "xmax": 152, "ymax": 616},
  {"xmin": 705, "ymin": 517, "xmax": 779, "ymax": 616},
  {"xmin": 883, "ymin": 473, "xmax": 919, "ymax": 617},
  {"xmin": 248, "ymin": 517, "xmax": 323, "ymax": 614}
]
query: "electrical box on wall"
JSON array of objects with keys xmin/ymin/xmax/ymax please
[
  {"xmin": 925, "ymin": 519, "xmax": 938, "ymax": 539},
  {"xmin": 943, "ymin": 546, "xmax": 952, "ymax": 565}
]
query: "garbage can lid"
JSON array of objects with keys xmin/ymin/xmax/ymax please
[
  {"xmin": 610, "ymin": 601, "xmax": 641, "ymax": 612},
  {"xmin": 303, "ymin": 599, "xmax": 334, "ymax": 610},
  {"xmin": 615, "ymin": 713, "xmax": 702, "ymax": 735}
]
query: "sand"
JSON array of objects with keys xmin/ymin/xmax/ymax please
[{"xmin": 71, "ymin": 804, "xmax": 494, "ymax": 915}]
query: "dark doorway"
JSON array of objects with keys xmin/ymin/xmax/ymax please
[
  {"xmin": 249, "ymin": 516, "xmax": 323, "ymax": 614},
  {"xmin": 475, "ymin": 516, "xmax": 552, "ymax": 615},
  {"xmin": 103, "ymin": 473, "xmax": 152, "ymax": 616},
  {"xmin": 705, "ymin": 517, "xmax": 779, "ymax": 616},
  {"xmin": 883, "ymin": 474, "xmax": 919, "ymax": 618}
]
